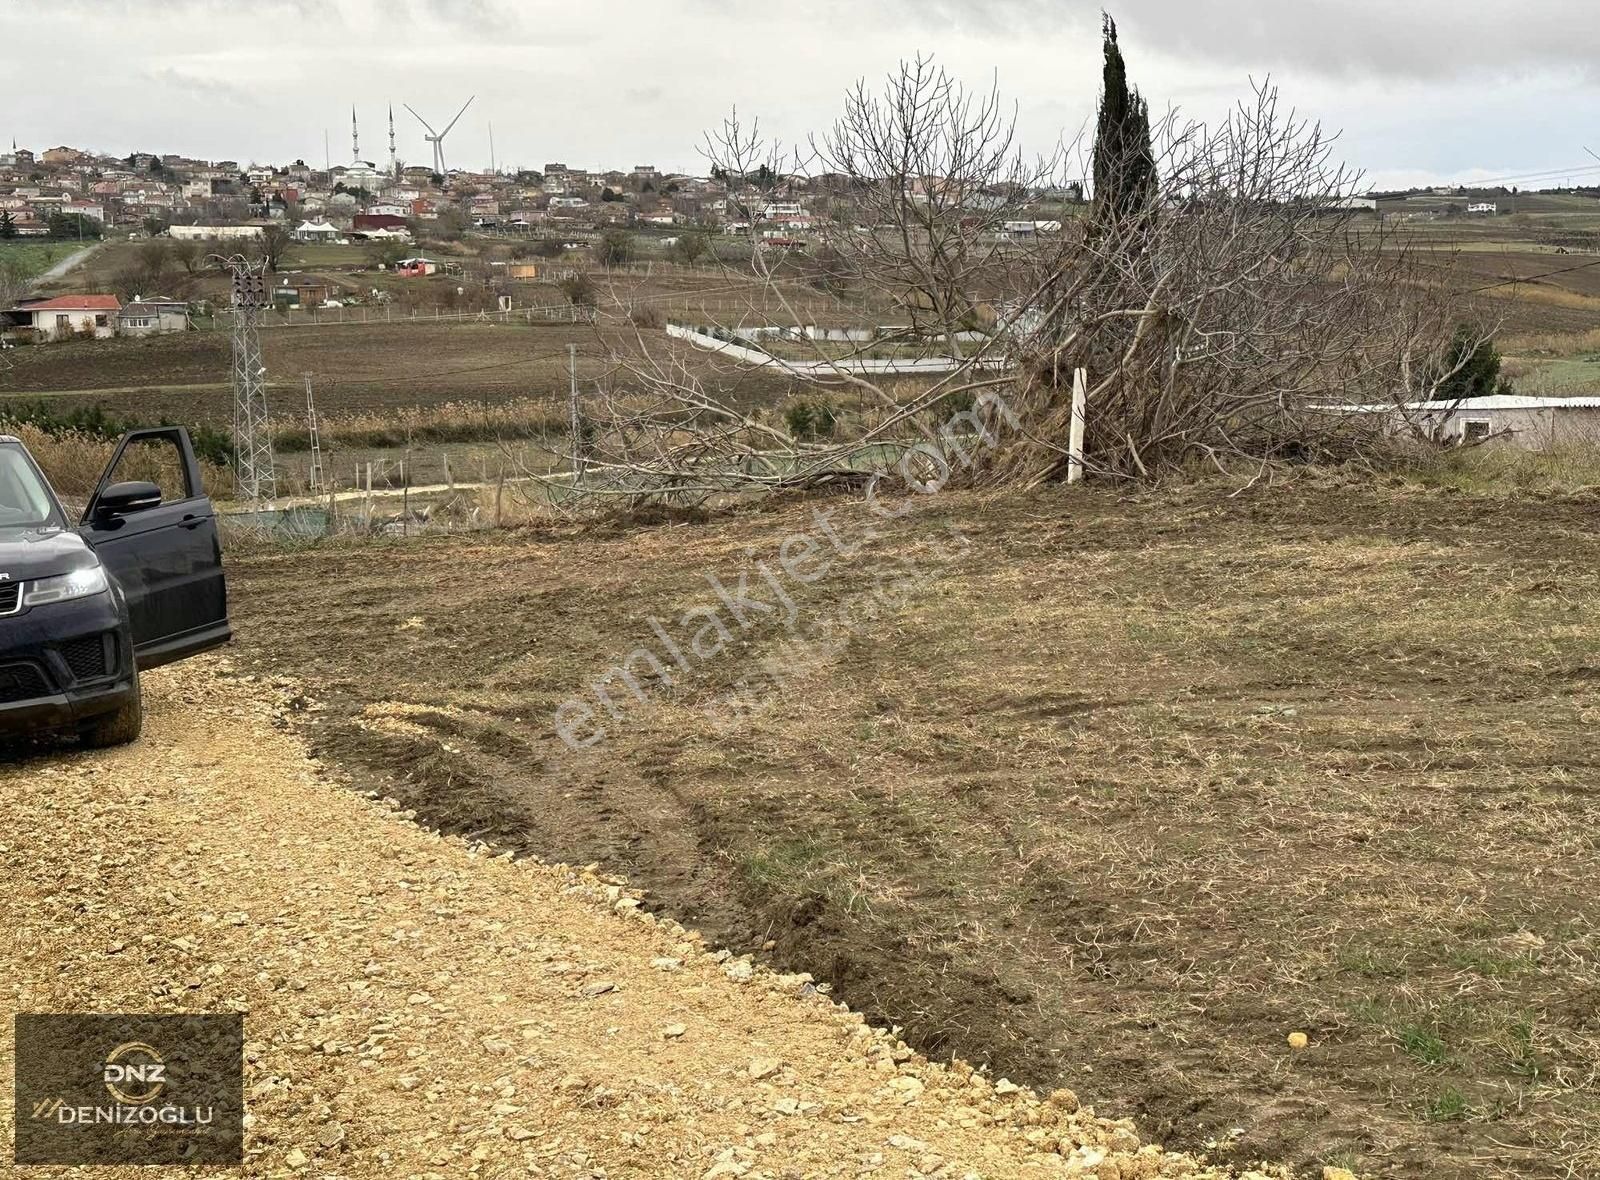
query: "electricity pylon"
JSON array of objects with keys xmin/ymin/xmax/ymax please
[{"xmin": 224, "ymin": 257, "xmax": 277, "ymax": 502}]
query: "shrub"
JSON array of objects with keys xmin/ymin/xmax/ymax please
[
  {"xmin": 560, "ymin": 273, "xmax": 598, "ymax": 308},
  {"xmin": 784, "ymin": 400, "xmax": 837, "ymax": 440},
  {"xmin": 595, "ymin": 229, "xmax": 636, "ymax": 268}
]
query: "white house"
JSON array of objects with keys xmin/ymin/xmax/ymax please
[
  {"xmin": 4, "ymin": 294, "xmax": 121, "ymax": 340},
  {"xmin": 1467, "ymin": 202, "xmax": 1498, "ymax": 215},
  {"xmin": 293, "ymin": 219, "xmax": 342, "ymax": 242}
]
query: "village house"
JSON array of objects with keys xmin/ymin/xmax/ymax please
[
  {"xmin": 272, "ymin": 276, "xmax": 332, "ymax": 308},
  {"xmin": 118, "ymin": 297, "xmax": 189, "ymax": 336},
  {"xmin": 292, "ymin": 218, "xmax": 343, "ymax": 242},
  {"xmin": 4, "ymin": 294, "xmax": 121, "ymax": 341}
]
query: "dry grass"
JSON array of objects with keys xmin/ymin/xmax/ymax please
[
  {"xmin": 9, "ymin": 422, "xmax": 233, "ymax": 508},
  {"xmin": 273, "ymin": 398, "xmax": 570, "ymax": 453},
  {"xmin": 1403, "ymin": 442, "xmax": 1600, "ymax": 495},
  {"xmin": 1502, "ymin": 326, "xmax": 1600, "ymax": 357}
]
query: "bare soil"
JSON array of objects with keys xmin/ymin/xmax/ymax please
[
  {"xmin": 226, "ymin": 479, "xmax": 1600, "ymax": 1180},
  {"xmin": 3, "ymin": 665, "xmax": 1240, "ymax": 1178}
]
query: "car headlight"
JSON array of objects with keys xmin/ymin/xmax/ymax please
[{"xmin": 23, "ymin": 566, "xmax": 109, "ymax": 607}]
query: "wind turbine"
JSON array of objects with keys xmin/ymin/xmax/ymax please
[{"xmin": 405, "ymin": 96, "xmax": 475, "ymax": 176}]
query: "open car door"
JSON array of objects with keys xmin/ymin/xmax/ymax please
[{"xmin": 79, "ymin": 427, "xmax": 231, "ymax": 669}]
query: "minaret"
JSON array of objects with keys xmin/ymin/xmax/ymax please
[
  {"xmin": 351, "ymin": 105, "xmax": 359, "ymax": 164},
  {"xmin": 388, "ymin": 105, "xmax": 398, "ymax": 178}
]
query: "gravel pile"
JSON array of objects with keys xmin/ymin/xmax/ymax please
[{"xmin": 0, "ymin": 661, "xmax": 1299, "ymax": 1179}]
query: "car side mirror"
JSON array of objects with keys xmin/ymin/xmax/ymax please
[{"xmin": 94, "ymin": 480, "xmax": 163, "ymax": 519}]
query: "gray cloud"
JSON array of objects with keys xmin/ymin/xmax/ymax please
[{"xmin": 3, "ymin": 1, "xmax": 1597, "ymax": 190}]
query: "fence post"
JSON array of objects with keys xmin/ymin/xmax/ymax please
[
  {"xmin": 494, "ymin": 468, "xmax": 505, "ymax": 528},
  {"xmin": 1068, "ymin": 367, "xmax": 1087, "ymax": 485}
]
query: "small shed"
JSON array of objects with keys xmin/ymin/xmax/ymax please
[{"xmin": 1319, "ymin": 394, "xmax": 1600, "ymax": 450}]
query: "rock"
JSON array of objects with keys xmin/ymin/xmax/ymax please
[
  {"xmin": 581, "ymin": 981, "xmax": 616, "ymax": 998},
  {"xmin": 1288, "ymin": 1031, "xmax": 1310, "ymax": 1050},
  {"xmin": 662, "ymin": 1023, "xmax": 687, "ymax": 1039},
  {"xmin": 317, "ymin": 1121, "xmax": 346, "ymax": 1149},
  {"xmin": 724, "ymin": 960, "xmax": 754, "ymax": 983},
  {"xmin": 1322, "ymin": 1170, "xmax": 1358, "ymax": 1180},
  {"xmin": 285, "ymin": 1148, "xmax": 308, "ymax": 1168},
  {"xmin": 748, "ymin": 1057, "xmax": 782, "ymax": 1080}
]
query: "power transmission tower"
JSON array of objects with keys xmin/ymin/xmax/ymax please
[
  {"xmin": 225, "ymin": 257, "xmax": 277, "ymax": 502},
  {"xmin": 303, "ymin": 373, "xmax": 325, "ymax": 494}
]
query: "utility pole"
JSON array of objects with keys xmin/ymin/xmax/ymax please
[
  {"xmin": 303, "ymin": 372, "xmax": 325, "ymax": 494},
  {"xmin": 567, "ymin": 343, "xmax": 585, "ymax": 485},
  {"xmin": 225, "ymin": 257, "xmax": 277, "ymax": 502}
]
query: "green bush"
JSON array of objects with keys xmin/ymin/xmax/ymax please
[{"xmin": 784, "ymin": 400, "xmax": 837, "ymax": 440}]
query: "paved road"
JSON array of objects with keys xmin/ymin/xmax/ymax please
[{"xmin": 0, "ymin": 663, "xmax": 1258, "ymax": 1178}]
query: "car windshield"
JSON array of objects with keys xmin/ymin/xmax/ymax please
[{"xmin": 0, "ymin": 444, "xmax": 62, "ymax": 530}]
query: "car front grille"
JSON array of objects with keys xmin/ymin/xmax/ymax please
[
  {"xmin": 0, "ymin": 662, "xmax": 50, "ymax": 704},
  {"xmin": 60, "ymin": 635, "xmax": 111, "ymax": 682},
  {"xmin": 0, "ymin": 582, "xmax": 19, "ymax": 617}
]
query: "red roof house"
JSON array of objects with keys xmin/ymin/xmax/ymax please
[{"xmin": 5, "ymin": 295, "xmax": 122, "ymax": 341}]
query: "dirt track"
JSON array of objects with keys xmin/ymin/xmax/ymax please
[{"xmin": 0, "ymin": 662, "xmax": 1272, "ymax": 1179}]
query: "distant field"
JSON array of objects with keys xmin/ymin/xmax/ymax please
[{"xmin": 0, "ymin": 317, "xmax": 809, "ymax": 434}]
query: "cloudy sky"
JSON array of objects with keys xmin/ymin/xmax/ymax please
[{"xmin": 6, "ymin": 0, "xmax": 1600, "ymax": 191}]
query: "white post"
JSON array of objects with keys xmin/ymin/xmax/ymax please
[{"xmin": 1068, "ymin": 367, "xmax": 1088, "ymax": 485}]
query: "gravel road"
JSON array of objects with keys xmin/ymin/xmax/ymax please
[{"xmin": 0, "ymin": 662, "xmax": 1285, "ymax": 1179}]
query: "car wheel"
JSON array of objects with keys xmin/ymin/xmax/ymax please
[{"xmin": 82, "ymin": 674, "xmax": 143, "ymax": 748}]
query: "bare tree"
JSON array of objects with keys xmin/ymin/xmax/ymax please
[
  {"xmin": 508, "ymin": 58, "xmax": 1475, "ymax": 509},
  {"xmin": 1003, "ymin": 83, "xmax": 1479, "ymax": 483}
]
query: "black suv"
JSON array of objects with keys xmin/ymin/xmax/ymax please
[{"xmin": 0, "ymin": 427, "xmax": 230, "ymax": 747}]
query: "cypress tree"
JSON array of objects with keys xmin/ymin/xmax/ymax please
[{"xmin": 1091, "ymin": 13, "xmax": 1156, "ymax": 230}]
